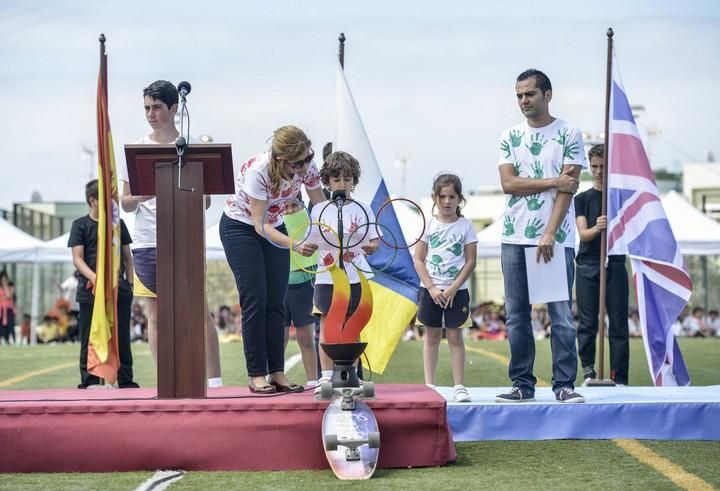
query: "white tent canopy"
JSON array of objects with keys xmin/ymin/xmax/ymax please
[
  {"xmin": 36, "ymin": 233, "xmax": 73, "ymax": 263},
  {"xmin": 475, "ymin": 190, "xmax": 720, "ymax": 258},
  {"xmin": 476, "ymin": 217, "xmax": 505, "ymax": 258},
  {"xmin": 0, "ymin": 218, "xmax": 45, "ymax": 262},
  {"xmin": 662, "ymin": 190, "xmax": 720, "ymax": 255},
  {"xmin": 34, "ymin": 213, "xmax": 228, "ymax": 263}
]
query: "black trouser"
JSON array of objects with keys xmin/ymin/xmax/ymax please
[
  {"xmin": 576, "ymin": 258, "xmax": 629, "ymax": 384},
  {"xmin": 78, "ymin": 287, "xmax": 134, "ymax": 387},
  {"xmin": 220, "ymin": 214, "xmax": 289, "ymax": 377},
  {"xmin": 0, "ymin": 310, "xmax": 14, "ymax": 343}
]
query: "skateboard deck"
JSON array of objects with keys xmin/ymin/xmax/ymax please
[{"xmin": 321, "ymin": 396, "xmax": 380, "ymax": 480}]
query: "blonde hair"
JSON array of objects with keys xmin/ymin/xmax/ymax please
[{"xmin": 268, "ymin": 125, "xmax": 312, "ymax": 195}]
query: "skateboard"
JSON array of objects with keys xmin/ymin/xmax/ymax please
[{"xmin": 321, "ymin": 384, "xmax": 380, "ymax": 480}]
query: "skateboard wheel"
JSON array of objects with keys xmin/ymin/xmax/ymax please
[
  {"xmin": 362, "ymin": 381, "xmax": 375, "ymax": 398},
  {"xmin": 368, "ymin": 431, "xmax": 380, "ymax": 449},
  {"xmin": 320, "ymin": 382, "xmax": 334, "ymax": 399},
  {"xmin": 324, "ymin": 433, "xmax": 338, "ymax": 451}
]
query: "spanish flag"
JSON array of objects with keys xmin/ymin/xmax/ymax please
[
  {"xmin": 335, "ymin": 64, "xmax": 420, "ymax": 373},
  {"xmin": 88, "ymin": 34, "xmax": 120, "ymax": 383}
]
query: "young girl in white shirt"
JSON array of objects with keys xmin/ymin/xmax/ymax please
[{"xmin": 413, "ymin": 174, "xmax": 477, "ymax": 402}]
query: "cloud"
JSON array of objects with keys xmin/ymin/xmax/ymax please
[{"xmin": 1, "ymin": 2, "xmax": 718, "ymax": 210}]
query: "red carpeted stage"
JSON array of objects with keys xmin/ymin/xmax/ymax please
[{"xmin": 0, "ymin": 384, "xmax": 456, "ymax": 473}]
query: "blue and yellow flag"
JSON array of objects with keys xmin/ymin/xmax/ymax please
[
  {"xmin": 88, "ymin": 35, "xmax": 120, "ymax": 383},
  {"xmin": 335, "ymin": 64, "xmax": 420, "ymax": 373}
]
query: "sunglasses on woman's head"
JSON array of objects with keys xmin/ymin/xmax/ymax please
[{"xmin": 286, "ymin": 150, "xmax": 314, "ymax": 169}]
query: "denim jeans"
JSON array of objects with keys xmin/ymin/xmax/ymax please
[
  {"xmin": 220, "ymin": 214, "xmax": 290, "ymax": 377},
  {"xmin": 501, "ymin": 243, "xmax": 578, "ymax": 393}
]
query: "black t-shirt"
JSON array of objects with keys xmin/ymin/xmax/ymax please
[
  {"xmin": 68, "ymin": 215, "xmax": 132, "ymax": 303},
  {"xmin": 574, "ymin": 188, "xmax": 625, "ymax": 263}
]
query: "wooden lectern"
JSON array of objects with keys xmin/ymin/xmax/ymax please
[{"xmin": 125, "ymin": 144, "xmax": 234, "ymax": 398}]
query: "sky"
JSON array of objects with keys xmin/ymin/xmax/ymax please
[{"xmin": 1, "ymin": 0, "xmax": 719, "ymax": 222}]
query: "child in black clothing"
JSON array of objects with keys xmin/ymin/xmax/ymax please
[{"xmin": 68, "ymin": 179, "xmax": 138, "ymax": 388}]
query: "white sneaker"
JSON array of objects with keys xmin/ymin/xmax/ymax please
[
  {"xmin": 453, "ymin": 385, "xmax": 471, "ymax": 403},
  {"xmin": 313, "ymin": 376, "xmax": 331, "ymax": 395}
]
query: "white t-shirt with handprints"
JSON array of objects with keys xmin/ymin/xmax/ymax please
[
  {"xmin": 420, "ymin": 216, "xmax": 478, "ymax": 289},
  {"xmin": 497, "ymin": 118, "xmax": 586, "ymax": 247},
  {"xmin": 224, "ymin": 151, "xmax": 321, "ymax": 227}
]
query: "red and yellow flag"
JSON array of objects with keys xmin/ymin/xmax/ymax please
[{"xmin": 88, "ymin": 34, "xmax": 120, "ymax": 383}]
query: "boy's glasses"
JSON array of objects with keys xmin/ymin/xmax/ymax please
[{"xmin": 286, "ymin": 150, "xmax": 314, "ymax": 169}]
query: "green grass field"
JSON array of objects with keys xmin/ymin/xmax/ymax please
[{"xmin": 1, "ymin": 338, "xmax": 719, "ymax": 490}]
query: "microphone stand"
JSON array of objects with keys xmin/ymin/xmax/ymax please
[
  {"xmin": 336, "ymin": 198, "xmax": 345, "ymax": 271},
  {"xmin": 176, "ymin": 90, "xmax": 195, "ymax": 192}
]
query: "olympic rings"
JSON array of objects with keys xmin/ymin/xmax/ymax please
[
  {"xmin": 259, "ymin": 194, "xmax": 421, "ymax": 277},
  {"xmin": 260, "ymin": 196, "xmax": 310, "ymax": 249},
  {"xmin": 375, "ymin": 197, "xmax": 426, "ymax": 249},
  {"xmin": 345, "ymin": 221, "xmax": 398, "ymax": 274},
  {"xmin": 316, "ymin": 198, "xmax": 370, "ymax": 249}
]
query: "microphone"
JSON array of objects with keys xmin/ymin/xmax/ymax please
[
  {"xmin": 331, "ymin": 189, "xmax": 346, "ymax": 206},
  {"xmin": 178, "ymin": 81, "xmax": 191, "ymax": 98},
  {"xmin": 175, "ymin": 136, "xmax": 187, "ymax": 156}
]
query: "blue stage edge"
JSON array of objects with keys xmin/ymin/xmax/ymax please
[{"xmin": 436, "ymin": 386, "xmax": 720, "ymax": 441}]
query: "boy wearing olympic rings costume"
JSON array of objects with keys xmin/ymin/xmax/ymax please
[{"xmin": 310, "ymin": 151, "xmax": 380, "ymax": 389}]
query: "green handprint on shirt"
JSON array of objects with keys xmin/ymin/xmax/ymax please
[
  {"xmin": 553, "ymin": 128, "xmax": 580, "ymax": 160},
  {"xmin": 509, "ymin": 129, "xmax": 524, "ymax": 148},
  {"xmin": 502, "ymin": 130, "xmax": 525, "ymax": 160},
  {"xmin": 525, "ymin": 193, "xmax": 545, "ymax": 211},
  {"xmin": 508, "ymin": 194, "xmax": 522, "ymax": 208},
  {"xmin": 526, "ymin": 133, "xmax": 547, "ymax": 156},
  {"xmin": 553, "ymin": 128, "xmax": 569, "ymax": 147},
  {"xmin": 500, "ymin": 139, "xmax": 511, "ymax": 160},
  {"xmin": 428, "ymin": 232, "xmax": 447, "ymax": 249},
  {"xmin": 446, "ymin": 266, "xmax": 460, "ymax": 279},
  {"xmin": 446, "ymin": 240, "xmax": 463, "ymax": 257},
  {"xmin": 513, "ymin": 161, "xmax": 521, "ymax": 176},
  {"xmin": 503, "ymin": 216, "xmax": 516, "ymax": 236},
  {"xmin": 429, "ymin": 254, "xmax": 444, "ymax": 276},
  {"xmin": 531, "ymin": 162, "xmax": 544, "ymax": 179},
  {"xmin": 555, "ymin": 219, "xmax": 571, "ymax": 243},
  {"xmin": 563, "ymin": 140, "xmax": 580, "ymax": 160},
  {"xmin": 524, "ymin": 218, "xmax": 545, "ymax": 239}
]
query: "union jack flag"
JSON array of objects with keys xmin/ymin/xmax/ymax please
[{"xmin": 607, "ymin": 48, "xmax": 692, "ymax": 386}]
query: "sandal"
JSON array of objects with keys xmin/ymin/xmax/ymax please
[
  {"xmin": 453, "ymin": 385, "xmax": 471, "ymax": 403},
  {"xmin": 248, "ymin": 380, "xmax": 277, "ymax": 394},
  {"xmin": 270, "ymin": 380, "xmax": 304, "ymax": 393}
]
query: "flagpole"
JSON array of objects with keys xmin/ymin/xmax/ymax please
[
  {"xmin": 338, "ymin": 32, "xmax": 346, "ymax": 69},
  {"xmin": 99, "ymin": 34, "xmax": 107, "ymax": 101},
  {"xmin": 97, "ymin": 32, "xmax": 108, "ymax": 386},
  {"xmin": 595, "ymin": 28, "xmax": 614, "ymax": 384},
  {"xmin": 335, "ymin": 31, "xmax": 369, "ymax": 379}
]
